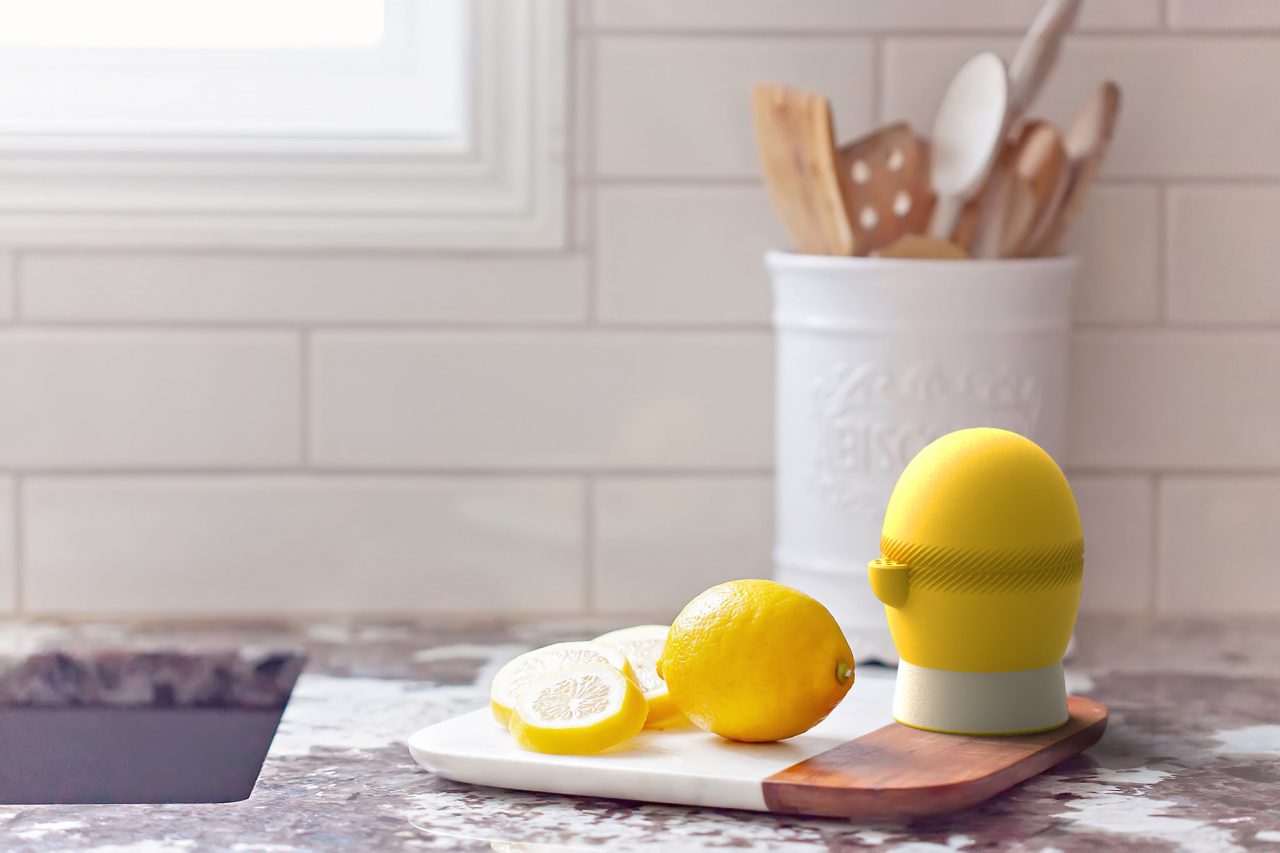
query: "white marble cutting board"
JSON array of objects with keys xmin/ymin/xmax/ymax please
[{"xmin": 407, "ymin": 668, "xmax": 897, "ymax": 812}]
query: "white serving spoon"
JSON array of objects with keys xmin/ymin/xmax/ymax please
[
  {"xmin": 1008, "ymin": 0, "xmax": 1083, "ymax": 124},
  {"xmin": 962, "ymin": 0, "xmax": 1080, "ymax": 256},
  {"xmin": 927, "ymin": 52, "xmax": 1010, "ymax": 241}
]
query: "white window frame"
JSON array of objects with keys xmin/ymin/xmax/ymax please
[{"xmin": 0, "ymin": 0, "xmax": 568, "ymax": 250}]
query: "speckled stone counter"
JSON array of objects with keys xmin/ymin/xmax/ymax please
[{"xmin": 0, "ymin": 616, "xmax": 1277, "ymax": 851}]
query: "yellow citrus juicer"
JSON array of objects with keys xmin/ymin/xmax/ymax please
[{"xmin": 868, "ymin": 427, "xmax": 1083, "ymax": 735}]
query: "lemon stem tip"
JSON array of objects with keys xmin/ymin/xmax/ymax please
[{"xmin": 836, "ymin": 661, "xmax": 854, "ymax": 685}]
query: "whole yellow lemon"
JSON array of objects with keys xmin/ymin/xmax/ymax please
[{"xmin": 660, "ymin": 579, "xmax": 855, "ymax": 742}]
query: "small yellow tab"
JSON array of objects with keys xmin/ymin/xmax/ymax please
[{"xmin": 868, "ymin": 559, "xmax": 910, "ymax": 608}]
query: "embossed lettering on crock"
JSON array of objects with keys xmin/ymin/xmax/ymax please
[{"xmin": 811, "ymin": 361, "xmax": 1043, "ymax": 511}]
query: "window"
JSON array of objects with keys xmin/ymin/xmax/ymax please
[{"xmin": 0, "ymin": 0, "xmax": 567, "ymax": 248}]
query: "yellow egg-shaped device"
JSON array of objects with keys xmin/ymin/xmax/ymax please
[{"xmin": 869, "ymin": 428, "xmax": 1083, "ymax": 736}]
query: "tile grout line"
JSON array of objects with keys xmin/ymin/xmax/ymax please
[
  {"xmin": 299, "ymin": 329, "xmax": 312, "ymax": 467},
  {"xmin": 582, "ymin": 176, "xmax": 1280, "ymax": 188},
  {"xmin": 586, "ymin": 27, "xmax": 1203, "ymax": 39},
  {"xmin": 1156, "ymin": 183, "xmax": 1170, "ymax": 322},
  {"xmin": 6, "ymin": 467, "xmax": 778, "ymax": 479},
  {"xmin": 12, "ymin": 476, "xmax": 23, "ymax": 616},
  {"xmin": 582, "ymin": 0, "xmax": 605, "ymax": 581},
  {"xmin": 870, "ymin": 35, "xmax": 884, "ymax": 125},
  {"xmin": 1148, "ymin": 473, "xmax": 1162, "ymax": 615},
  {"xmin": 9, "ymin": 467, "xmax": 1280, "ymax": 480},
  {"xmin": 583, "ymin": 475, "xmax": 597, "ymax": 616},
  {"xmin": 580, "ymin": 25, "xmax": 599, "ymax": 325},
  {"xmin": 6, "ymin": 320, "xmax": 1280, "ymax": 334},
  {"xmin": 15, "ymin": 608, "xmax": 623, "ymax": 622},
  {"xmin": 8, "ymin": 251, "xmax": 20, "ymax": 322}
]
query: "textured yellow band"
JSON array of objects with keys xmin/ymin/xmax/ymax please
[
  {"xmin": 881, "ymin": 535, "xmax": 1083, "ymax": 572},
  {"xmin": 879, "ymin": 535, "xmax": 1085, "ymax": 594}
]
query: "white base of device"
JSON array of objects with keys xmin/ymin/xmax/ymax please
[
  {"xmin": 893, "ymin": 660, "xmax": 1068, "ymax": 735},
  {"xmin": 774, "ymin": 560, "xmax": 897, "ymax": 664}
]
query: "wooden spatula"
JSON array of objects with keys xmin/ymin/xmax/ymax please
[
  {"xmin": 836, "ymin": 123, "xmax": 934, "ymax": 255},
  {"xmin": 752, "ymin": 84, "xmax": 855, "ymax": 255},
  {"xmin": 1032, "ymin": 81, "xmax": 1122, "ymax": 256}
]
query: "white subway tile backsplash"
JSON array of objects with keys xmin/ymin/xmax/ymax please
[
  {"xmin": 595, "ymin": 37, "xmax": 873, "ymax": 178},
  {"xmin": 0, "ymin": 19, "xmax": 1275, "ymax": 618},
  {"xmin": 312, "ymin": 332, "xmax": 773, "ymax": 469},
  {"xmin": 592, "ymin": 476, "xmax": 772, "ymax": 614},
  {"xmin": 1069, "ymin": 331, "xmax": 1280, "ymax": 470},
  {"xmin": 23, "ymin": 477, "xmax": 584, "ymax": 614},
  {"xmin": 882, "ymin": 37, "xmax": 1280, "ymax": 178},
  {"xmin": 1168, "ymin": 0, "xmax": 1280, "ymax": 30},
  {"xmin": 0, "ymin": 332, "xmax": 298, "ymax": 468},
  {"xmin": 1167, "ymin": 186, "xmax": 1280, "ymax": 324},
  {"xmin": 593, "ymin": 152, "xmax": 1156, "ymax": 329},
  {"xmin": 1071, "ymin": 475, "xmax": 1153, "ymax": 613},
  {"xmin": 575, "ymin": 38, "xmax": 593, "ymax": 180},
  {"xmin": 591, "ymin": 474, "xmax": 1156, "ymax": 616},
  {"xmin": 1159, "ymin": 478, "xmax": 1280, "ymax": 615},
  {"xmin": 590, "ymin": 0, "xmax": 1160, "ymax": 32},
  {"xmin": 1069, "ymin": 185, "xmax": 1160, "ymax": 324},
  {"xmin": 20, "ymin": 252, "xmax": 588, "ymax": 325},
  {"xmin": 597, "ymin": 186, "xmax": 781, "ymax": 323}
]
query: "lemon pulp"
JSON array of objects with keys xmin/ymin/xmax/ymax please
[
  {"xmin": 593, "ymin": 625, "xmax": 685, "ymax": 728},
  {"xmin": 489, "ymin": 641, "xmax": 633, "ymax": 726},
  {"xmin": 508, "ymin": 664, "xmax": 647, "ymax": 754}
]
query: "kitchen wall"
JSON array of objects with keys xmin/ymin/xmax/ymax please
[{"xmin": 2, "ymin": 0, "xmax": 1276, "ymax": 618}]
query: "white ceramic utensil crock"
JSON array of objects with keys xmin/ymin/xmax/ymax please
[{"xmin": 768, "ymin": 252, "xmax": 1076, "ymax": 661}]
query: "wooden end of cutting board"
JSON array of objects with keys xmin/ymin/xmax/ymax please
[{"xmin": 762, "ymin": 695, "xmax": 1107, "ymax": 820}]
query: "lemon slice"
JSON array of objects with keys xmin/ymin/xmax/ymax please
[
  {"xmin": 489, "ymin": 641, "xmax": 633, "ymax": 726},
  {"xmin": 593, "ymin": 624, "xmax": 686, "ymax": 728},
  {"xmin": 508, "ymin": 664, "xmax": 647, "ymax": 754}
]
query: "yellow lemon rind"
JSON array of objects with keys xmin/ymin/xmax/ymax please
[
  {"xmin": 641, "ymin": 689, "xmax": 687, "ymax": 729},
  {"xmin": 508, "ymin": 664, "xmax": 647, "ymax": 755},
  {"xmin": 592, "ymin": 625, "xmax": 683, "ymax": 729},
  {"xmin": 661, "ymin": 579, "xmax": 856, "ymax": 743}
]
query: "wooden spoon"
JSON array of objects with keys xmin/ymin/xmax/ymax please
[
  {"xmin": 1008, "ymin": 0, "xmax": 1084, "ymax": 123},
  {"xmin": 751, "ymin": 84, "xmax": 855, "ymax": 255},
  {"xmin": 836, "ymin": 123, "xmax": 934, "ymax": 255},
  {"xmin": 1032, "ymin": 81, "xmax": 1122, "ymax": 255},
  {"xmin": 952, "ymin": 136, "xmax": 1017, "ymax": 253},
  {"xmin": 927, "ymin": 52, "xmax": 1010, "ymax": 241},
  {"xmin": 997, "ymin": 121, "xmax": 1068, "ymax": 257},
  {"xmin": 963, "ymin": 121, "xmax": 1065, "ymax": 258},
  {"xmin": 959, "ymin": 0, "xmax": 1079, "ymax": 254}
]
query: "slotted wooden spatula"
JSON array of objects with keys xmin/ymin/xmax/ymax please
[
  {"xmin": 837, "ymin": 122, "xmax": 934, "ymax": 255},
  {"xmin": 752, "ymin": 84, "xmax": 855, "ymax": 255}
]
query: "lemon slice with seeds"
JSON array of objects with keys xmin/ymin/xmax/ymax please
[
  {"xmin": 489, "ymin": 641, "xmax": 634, "ymax": 726},
  {"xmin": 593, "ymin": 625, "xmax": 686, "ymax": 728},
  {"xmin": 508, "ymin": 664, "xmax": 647, "ymax": 754}
]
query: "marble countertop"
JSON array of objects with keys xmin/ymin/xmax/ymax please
[{"xmin": 0, "ymin": 615, "xmax": 1277, "ymax": 852}]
